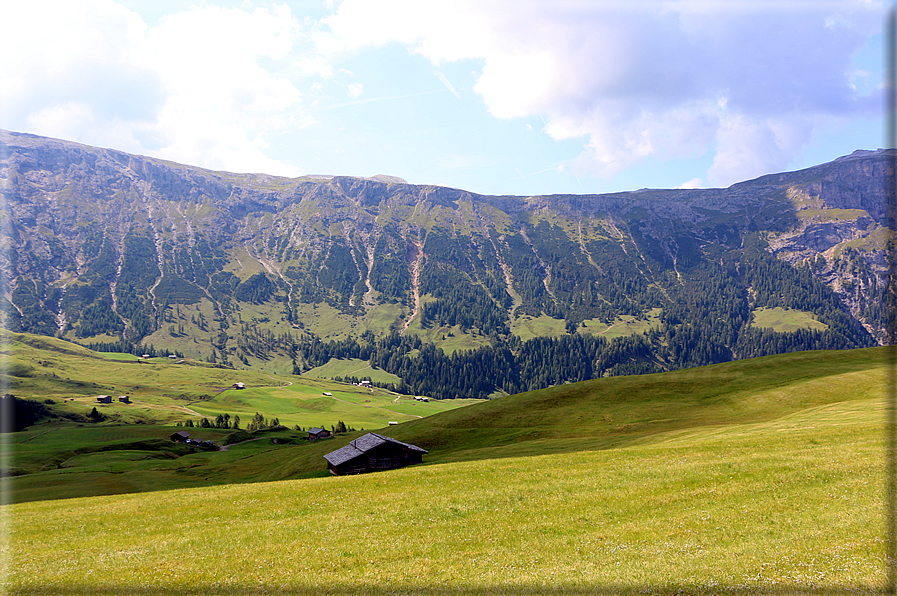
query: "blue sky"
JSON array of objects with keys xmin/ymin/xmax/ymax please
[{"xmin": 0, "ymin": 1, "xmax": 888, "ymax": 196}]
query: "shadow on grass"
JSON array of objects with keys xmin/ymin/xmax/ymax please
[{"xmin": 7, "ymin": 584, "xmax": 882, "ymax": 595}]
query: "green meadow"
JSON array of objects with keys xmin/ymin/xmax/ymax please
[
  {"xmin": 2, "ymin": 343, "xmax": 892, "ymax": 593},
  {"xmin": 750, "ymin": 307, "xmax": 828, "ymax": 333},
  {"xmin": 190, "ymin": 379, "xmax": 478, "ymax": 430},
  {"xmin": 5, "ymin": 387, "xmax": 884, "ymax": 594},
  {"xmin": 0, "ymin": 331, "xmax": 479, "ymax": 503},
  {"xmin": 0, "ymin": 330, "xmax": 476, "ymax": 429},
  {"xmin": 511, "ymin": 309, "xmax": 662, "ymax": 341},
  {"xmin": 302, "ymin": 357, "xmax": 403, "ymax": 384}
]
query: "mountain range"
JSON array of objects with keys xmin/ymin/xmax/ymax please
[{"xmin": 0, "ymin": 130, "xmax": 889, "ymax": 396}]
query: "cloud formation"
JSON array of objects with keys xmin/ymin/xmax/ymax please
[
  {"xmin": 0, "ymin": 0, "xmax": 885, "ymax": 187},
  {"xmin": 1, "ymin": 1, "xmax": 306, "ymax": 175},
  {"xmin": 320, "ymin": 0, "xmax": 884, "ymax": 186}
]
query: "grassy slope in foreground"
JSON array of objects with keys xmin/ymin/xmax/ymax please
[
  {"xmin": 380, "ymin": 346, "xmax": 889, "ymax": 462},
  {"xmin": 6, "ymin": 373, "xmax": 884, "ymax": 594}
]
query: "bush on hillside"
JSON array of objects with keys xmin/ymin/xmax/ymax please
[{"xmin": 223, "ymin": 430, "xmax": 254, "ymax": 445}]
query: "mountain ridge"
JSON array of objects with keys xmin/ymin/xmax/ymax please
[{"xmin": 0, "ymin": 129, "xmax": 887, "ymax": 395}]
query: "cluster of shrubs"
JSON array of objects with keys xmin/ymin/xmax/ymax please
[
  {"xmin": 178, "ymin": 412, "xmax": 242, "ymax": 429},
  {"xmin": 176, "ymin": 411, "xmax": 360, "ymax": 446}
]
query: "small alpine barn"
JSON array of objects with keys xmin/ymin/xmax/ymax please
[{"xmin": 323, "ymin": 432, "xmax": 428, "ymax": 476}]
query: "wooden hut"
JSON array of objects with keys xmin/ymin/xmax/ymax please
[
  {"xmin": 324, "ymin": 432, "xmax": 427, "ymax": 476},
  {"xmin": 95, "ymin": 395, "xmax": 112, "ymax": 404},
  {"xmin": 308, "ymin": 427, "xmax": 332, "ymax": 440}
]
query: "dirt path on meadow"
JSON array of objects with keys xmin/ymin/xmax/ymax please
[{"xmin": 217, "ymin": 437, "xmax": 267, "ymax": 451}]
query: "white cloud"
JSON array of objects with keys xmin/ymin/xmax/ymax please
[
  {"xmin": 347, "ymin": 83, "xmax": 364, "ymax": 98},
  {"xmin": 319, "ymin": 0, "xmax": 885, "ymax": 186},
  {"xmin": 676, "ymin": 177, "xmax": 704, "ymax": 190},
  {"xmin": 0, "ymin": 0, "xmax": 885, "ymax": 186},
  {"xmin": 0, "ymin": 1, "xmax": 158, "ymax": 145},
  {"xmin": 145, "ymin": 4, "xmax": 309, "ymax": 174},
  {"xmin": 316, "ymin": 0, "xmax": 496, "ymax": 61},
  {"xmin": 0, "ymin": 1, "xmax": 308, "ymax": 176}
]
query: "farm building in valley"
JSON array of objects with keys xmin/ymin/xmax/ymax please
[
  {"xmin": 308, "ymin": 427, "xmax": 332, "ymax": 440},
  {"xmin": 324, "ymin": 432, "xmax": 428, "ymax": 476},
  {"xmin": 169, "ymin": 431, "xmax": 215, "ymax": 449}
]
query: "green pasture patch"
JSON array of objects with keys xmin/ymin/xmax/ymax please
[
  {"xmin": 232, "ymin": 303, "xmax": 291, "ymax": 331},
  {"xmin": 189, "ymin": 379, "xmax": 427, "ymax": 430},
  {"xmin": 5, "ymin": 424, "xmax": 274, "ymax": 503},
  {"xmin": 380, "ymin": 397, "xmax": 481, "ymax": 418},
  {"xmin": 513, "ymin": 309, "xmax": 661, "ymax": 340},
  {"xmin": 359, "ymin": 302, "xmax": 407, "ymax": 336},
  {"xmin": 6, "ymin": 395, "xmax": 883, "ymax": 595},
  {"xmin": 97, "ymin": 352, "xmax": 140, "ymax": 361},
  {"xmin": 435, "ymin": 329, "xmax": 492, "ymax": 354},
  {"xmin": 223, "ymin": 245, "xmax": 266, "ymax": 276},
  {"xmin": 382, "ymin": 400, "xmax": 430, "ymax": 417},
  {"xmin": 289, "ymin": 302, "xmax": 356, "ymax": 340},
  {"xmin": 582, "ymin": 308, "xmax": 662, "ymax": 338},
  {"xmin": 302, "ymin": 358, "xmax": 401, "ymax": 384},
  {"xmin": 10, "ymin": 425, "xmax": 186, "ymax": 475},
  {"xmin": 796, "ymin": 207, "xmax": 870, "ymax": 221},
  {"xmin": 406, "ymin": 323, "xmax": 492, "ymax": 354},
  {"xmin": 750, "ymin": 307, "xmax": 828, "ymax": 332},
  {"xmin": 58, "ymin": 450, "xmax": 179, "ymax": 472},
  {"xmin": 511, "ymin": 314, "xmax": 567, "ymax": 340},
  {"xmin": 141, "ymin": 299, "xmax": 222, "ymax": 360}
]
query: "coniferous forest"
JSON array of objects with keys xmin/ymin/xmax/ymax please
[{"xmin": 270, "ymin": 241, "xmax": 874, "ymax": 399}]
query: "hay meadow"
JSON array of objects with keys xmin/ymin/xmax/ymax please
[{"xmin": 4, "ymin": 348, "xmax": 890, "ymax": 595}]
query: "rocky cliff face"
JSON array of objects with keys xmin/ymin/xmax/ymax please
[
  {"xmin": 762, "ymin": 151, "xmax": 891, "ymax": 342},
  {"xmin": 0, "ymin": 130, "xmax": 887, "ymax": 370}
]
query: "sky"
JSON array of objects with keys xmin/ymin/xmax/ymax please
[{"xmin": 0, "ymin": 0, "xmax": 889, "ymax": 196}]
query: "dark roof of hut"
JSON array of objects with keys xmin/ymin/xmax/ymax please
[
  {"xmin": 324, "ymin": 432, "xmax": 428, "ymax": 467},
  {"xmin": 308, "ymin": 427, "xmax": 328, "ymax": 434}
]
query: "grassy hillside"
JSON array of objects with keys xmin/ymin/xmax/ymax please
[
  {"xmin": 1, "ymin": 330, "xmax": 274, "ymax": 424},
  {"xmin": 5, "ymin": 378, "xmax": 884, "ymax": 594},
  {"xmin": 380, "ymin": 346, "xmax": 889, "ymax": 462},
  {"xmin": 5, "ymin": 340, "xmax": 889, "ymax": 510},
  {"xmin": 1, "ymin": 330, "xmax": 481, "ymax": 503},
  {"xmin": 1, "ymin": 330, "xmax": 476, "ymax": 427},
  {"xmin": 302, "ymin": 357, "xmax": 403, "ymax": 384},
  {"xmin": 750, "ymin": 306, "xmax": 828, "ymax": 332}
]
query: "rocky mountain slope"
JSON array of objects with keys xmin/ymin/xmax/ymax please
[{"xmin": 0, "ymin": 130, "xmax": 887, "ymax": 384}]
